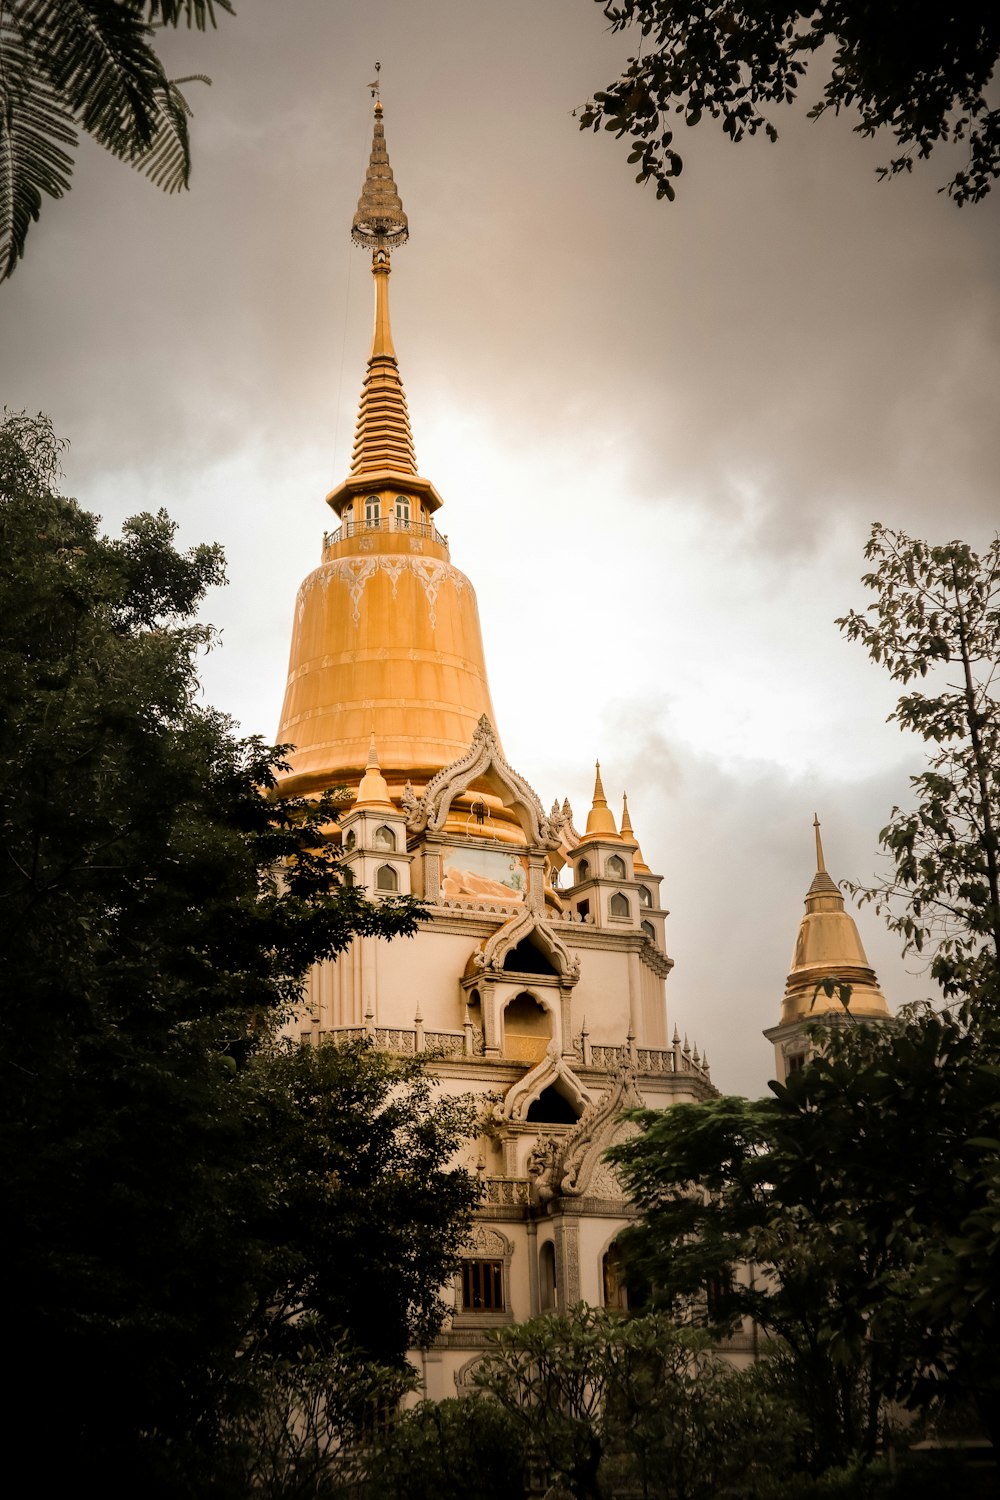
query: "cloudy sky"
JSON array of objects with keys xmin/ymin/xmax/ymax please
[{"xmin": 5, "ymin": 1, "xmax": 999, "ymax": 1096}]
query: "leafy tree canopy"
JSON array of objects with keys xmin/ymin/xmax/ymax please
[
  {"xmin": 475, "ymin": 1305, "xmax": 796, "ymax": 1500},
  {"xmin": 0, "ymin": 1, "xmax": 234, "ymax": 281},
  {"xmin": 611, "ymin": 1008, "xmax": 1000, "ymax": 1469},
  {"xmin": 838, "ymin": 525, "xmax": 1000, "ymax": 1006},
  {"xmin": 0, "ymin": 411, "xmax": 476, "ymax": 1494},
  {"xmin": 580, "ymin": 1, "xmax": 1000, "ymax": 205},
  {"xmin": 610, "ymin": 526, "xmax": 1000, "ymax": 1475}
]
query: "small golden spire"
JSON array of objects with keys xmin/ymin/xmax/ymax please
[
  {"xmin": 585, "ymin": 760, "xmax": 621, "ymax": 839},
  {"xmin": 621, "ymin": 792, "xmax": 652, "ymax": 873},
  {"xmin": 813, "ymin": 812, "xmax": 826, "ymax": 873},
  {"xmin": 355, "ymin": 731, "xmax": 393, "ymax": 808}
]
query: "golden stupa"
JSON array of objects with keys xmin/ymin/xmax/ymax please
[
  {"xmin": 779, "ymin": 817, "xmax": 890, "ymax": 1025},
  {"xmin": 275, "ymin": 95, "xmax": 499, "ymax": 808}
]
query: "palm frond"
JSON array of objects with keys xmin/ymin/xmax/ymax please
[
  {"xmin": 129, "ymin": 75, "xmax": 197, "ymax": 193},
  {"xmin": 0, "ymin": 1, "xmax": 227, "ymax": 278},
  {"xmin": 146, "ymin": 1, "xmax": 235, "ymax": 30},
  {"xmin": 0, "ymin": 9, "xmax": 77, "ymax": 280},
  {"xmin": 23, "ymin": 0, "xmax": 167, "ymax": 157}
]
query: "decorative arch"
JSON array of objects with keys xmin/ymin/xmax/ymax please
[
  {"xmin": 375, "ymin": 864, "xmax": 398, "ymax": 892},
  {"xmin": 503, "ymin": 1051, "xmax": 593, "ymax": 1124},
  {"xmin": 454, "ymin": 1354, "xmax": 486, "ymax": 1396},
  {"xmin": 404, "ymin": 716, "xmax": 564, "ymax": 848},
  {"xmin": 474, "ymin": 905, "xmax": 580, "ymax": 983}
]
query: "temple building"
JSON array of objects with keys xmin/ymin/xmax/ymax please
[
  {"xmin": 274, "ymin": 94, "xmax": 715, "ymax": 1398},
  {"xmin": 763, "ymin": 816, "xmax": 891, "ymax": 1083}
]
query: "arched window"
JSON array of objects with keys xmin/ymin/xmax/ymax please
[
  {"xmin": 641, "ymin": 920, "xmax": 655, "ymax": 940},
  {"xmin": 610, "ymin": 892, "xmax": 630, "ymax": 919},
  {"xmin": 503, "ymin": 938, "xmax": 557, "ymax": 976},
  {"xmin": 603, "ymin": 1243, "xmax": 628, "ymax": 1310},
  {"xmin": 638, "ymin": 885, "xmax": 652, "ymax": 908},
  {"xmin": 526, "ymin": 1085, "xmax": 579, "ymax": 1124},
  {"xmin": 607, "ymin": 853, "xmax": 627, "ymax": 879},
  {"xmin": 341, "ymin": 501, "xmax": 353, "ymax": 531},
  {"xmin": 342, "ymin": 866, "xmax": 355, "ymax": 888},
  {"xmin": 364, "ymin": 494, "xmax": 381, "ymax": 526},
  {"xmin": 343, "ymin": 828, "xmax": 356, "ymax": 851},
  {"xmin": 373, "ymin": 825, "xmax": 396, "ymax": 852},
  {"xmin": 394, "ymin": 495, "xmax": 411, "ymax": 526},
  {"xmin": 502, "ymin": 992, "xmax": 551, "ymax": 1063},
  {"xmin": 577, "ymin": 859, "xmax": 590, "ymax": 883},
  {"xmin": 375, "ymin": 864, "xmax": 398, "ymax": 892}
]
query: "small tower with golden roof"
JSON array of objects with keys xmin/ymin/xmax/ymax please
[{"xmin": 764, "ymin": 816, "xmax": 891, "ymax": 1082}]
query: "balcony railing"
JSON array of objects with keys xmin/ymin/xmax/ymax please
[{"xmin": 324, "ymin": 517, "xmax": 448, "ymax": 548}]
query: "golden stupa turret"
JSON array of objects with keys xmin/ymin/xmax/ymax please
[
  {"xmin": 275, "ymin": 87, "xmax": 499, "ymax": 809},
  {"xmin": 584, "ymin": 762, "xmax": 622, "ymax": 840},
  {"xmin": 355, "ymin": 733, "xmax": 393, "ymax": 810},
  {"xmin": 779, "ymin": 816, "xmax": 890, "ymax": 1025}
]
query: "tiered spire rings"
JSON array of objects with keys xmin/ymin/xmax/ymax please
[{"xmin": 347, "ymin": 93, "xmax": 418, "ymax": 480}]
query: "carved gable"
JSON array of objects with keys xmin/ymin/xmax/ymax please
[
  {"xmin": 474, "ymin": 905, "xmax": 580, "ymax": 983},
  {"xmin": 503, "ymin": 1052, "xmax": 593, "ymax": 1124},
  {"xmin": 405, "ymin": 716, "xmax": 564, "ymax": 848}
]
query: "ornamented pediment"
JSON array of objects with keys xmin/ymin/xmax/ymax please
[
  {"xmin": 502, "ymin": 1052, "xmax": 593, "ymax": 1124},
  {"xmin": 473, "ymin": 905, "xmax": 580, "ymax": 982},
  {"xmin": 405, "ymin": 716, "xmax": 564, "ymax": 848},
  {"xmin": 465, "ymin": 1225, "xmax": 511, "ymax": 1257},
  {"xmin": 557, "ymin": 1065, "xmax": 644, "ymax": 1198}
]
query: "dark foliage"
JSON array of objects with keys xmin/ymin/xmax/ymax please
[
  {"xmin": 0, "ymin": 1, "xmax": 234, "ymax": 279},
  {"xmin": 580, "ymin": 1, "xmax": 1000, "ymax": 205},
  {"xmin": 0, "ymin": 411, "xmax": 475, "ymax": 1495}
]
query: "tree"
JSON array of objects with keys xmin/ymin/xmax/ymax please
[
  {"xmin": 0, "ymin": 1, "xmax": 234, "ymax": 282},
  {"xmin": 613, "ymin": 1012, "xmax": 1000, "ymax": 1465},
  {"xmin": 367, "ymin": 1395, "xmax": 527, "ymax": 1500},
  {"xmin": 837, "ymin": 525, "xmax": 1000, "ymax": 1007},
  {"xmin": 579, "ymin": 1, "xmax": 1000, "ymax": 206},
  {"xmin": 0, "ymin": 411, "xmax": 475, "ymax": 1494},
  {"xmin": 241, "ymin": 1039, "xmax": 480, "ymax": 1370},
  {"xmin": 610, "ymin": 526, "xmax": 1000, "ymax": 1473},
  {"xmin": 475, "ymin": 1306, "xmax": 795, "ymax": 1500}
]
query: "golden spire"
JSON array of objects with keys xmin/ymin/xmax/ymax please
[
  {"xmin": 779, "ymin": 817, "xmax": 890, "ymax": 1025},
  {"xmin": 274, "ymin": 81, "xmax": 501, "ymax": 818},
  {"xmin": 620, "ymin": 792, "xmax": 652, "ymax": 873},
  {"xmin": 348, "ymin": 88, "xmax": 418, "ymax": 479},
  {"xmin": 355, "ymin": 732, "xmax": 393, "ymax": 809},
  {"xmin": 585, "ymin": 761, "xmax": 621, "ymax": 839}
]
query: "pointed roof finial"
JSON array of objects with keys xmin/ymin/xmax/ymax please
[
  {"xmin": 813, "ymin": 812, "xmax": 826, "ymax": 873},
  {"xmin": 585, "ymin": 760, "xmax": 621, "ymax": 839}
]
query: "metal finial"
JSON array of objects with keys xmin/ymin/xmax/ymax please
[
  {"xmin": 813, "ymin": 813, "xmax": 826, "ymax": 873},
  {"xmin": 352, "ymin": 70, "xmax": 408, "ymax": 250}
]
